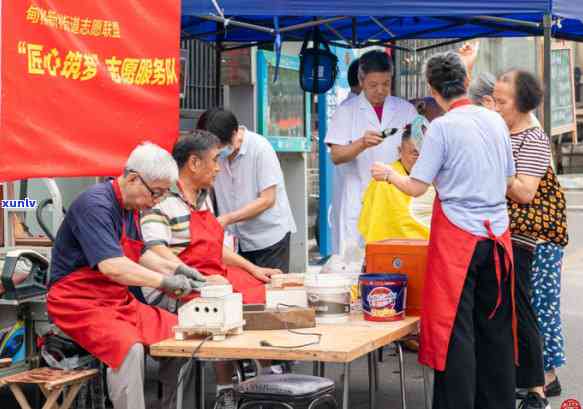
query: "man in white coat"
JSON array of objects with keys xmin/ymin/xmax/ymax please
[{"xmin": 325, "ymin": 50, "xmax": 417, "ymax": 253}]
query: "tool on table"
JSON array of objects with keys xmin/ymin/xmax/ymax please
[{"xmin": 175, "ymin": 284, "xmax": 244, "ymax": 341}]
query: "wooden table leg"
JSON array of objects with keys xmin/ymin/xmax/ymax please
[
  {"xmin": 41, "ymin": 386, "xmax": 64, "ymax": 409},
  {"xmin": 59, "ymin": 383, "xmax": 83, "ymax": 409},
  {"xmin": 38, "ymin": 385, "xmax": 50, "ymax": 399},
  {"xmin": 39, "ymin": 385, "xmax": 61, "ymax": 409},
  {"xmin": 342, "ymin": 362, "xmax": 350, "ymax": 409},
  {"xmin": 8, "ymin": 384, "xmax": 34, "ymax": 409}
]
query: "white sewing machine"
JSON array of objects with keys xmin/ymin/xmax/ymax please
[{"xmin": 175, "ymin": 284, "xmax": 245, "ymax": 341}]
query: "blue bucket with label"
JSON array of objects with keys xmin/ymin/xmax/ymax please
[{"xmin": 360, "ymin": 274, "xmax": 407, "ymax": 322}]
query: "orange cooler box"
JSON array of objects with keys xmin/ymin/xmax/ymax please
[{"xmin": 365, "ymin": 239, "xmax": 428, "ymax": 316}]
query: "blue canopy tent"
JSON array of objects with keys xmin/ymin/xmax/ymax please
[
  {"xmin": 181, "ymin": 0, "xmax": 583, "ymax": 125},
  {"xmin": 181, "ymin": 1, "xmax": 583, "ymax": 44},
  {"xmin": 181, "ymin": 0, "xmax": 583, "ymax": 256}
]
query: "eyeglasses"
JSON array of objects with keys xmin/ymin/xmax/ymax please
[{"xmin": 128, "ymin": 170, "xmax": 168, "ymax": 199}]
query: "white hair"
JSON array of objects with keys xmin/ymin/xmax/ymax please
[
  {"xmin": 125, "ymin": 142, "xmax": 178, "ymax": 183},
  {"xmin": 468, "ymin": 72, "xmax": 496, "ymax": 104}
]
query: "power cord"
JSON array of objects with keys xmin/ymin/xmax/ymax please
[
  {"xmin": 259, "ymin": 304, "xmax": 322, "ymax": 349},
  {"xmin": 169, "ymin": 334, "xmax": 214, "ymax": 405}
]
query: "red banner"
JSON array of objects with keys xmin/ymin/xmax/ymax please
[{"xmin": 0, "ymin": 1, "xmax": 180, "ymax": 182}]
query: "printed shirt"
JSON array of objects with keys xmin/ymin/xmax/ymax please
[{"xmin": 508, "ymin": 126, "xmax": 552, "ymax": 249}]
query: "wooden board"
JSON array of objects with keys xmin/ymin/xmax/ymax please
[
  {"xmin": 243, "ymin": 307, "xmax": 315, "ymax": 330},
  {"xmin": 0, "ymin": 368, "xmax": 98, "ymax": 391},
  {"xmin": 150, "ymin": 315, "xmax": 419, "ymax": 363}
]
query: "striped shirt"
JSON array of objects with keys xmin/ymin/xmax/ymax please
[
  {"xmin": 509, "ymin": 126, "xmax": 551, "ymax": 249},
  {"xmin": 141, "ymin": 189, "xmax": 210, "ymax": 255},
  {"xmin": 511, "ymin": 127, "xmax": 550, "ymax": 178}
]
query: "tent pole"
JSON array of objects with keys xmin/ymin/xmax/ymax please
[
  {"xmin": 369, "ymin": 17, "xmax": 394, "ymax": 39},
  {"xmin": 324, "ymin": 23, "xmax": 349, "ymax": 44},
  {"xmin": 200, "ymin": 15, "xmax": 274, "ymax": 34},
  {"xmin": 384, "ymin": 21, "xmax": 468, "ymax": 43},
  {"xmin": 413, "ymin": 31, "xmax": 497, "ymax": 52},
  {"xmin": 434, "ymin": 16, "xmax": 539, "ymax": 36},
  {"xmin": 216, "ymin": 23, "xmax": 223, "ymax": 106},
  {"xmin": 474, "ymin": 15, "xmax": 540, "ymax": 29},
  {"xmin": 363, "ymin": 41, "xmax": 411, "ymax": 52},
  {"xmin": 279, "ymin": 16, "xmax": 348, "ymax": 33},
  {"xmin": 222, "ymin": 41, "xmax": 272, "ymax": 51},
  {"xmin": 352, "ymin": 18, "xmax": 357, "ymax": 47},
  {"xmin": 543, "ymin": 13, "xmax": 552, "ymax": 140}
]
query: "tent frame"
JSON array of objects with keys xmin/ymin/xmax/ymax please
[
  {"xmin": 188, "ymin": 10, "xmax": 562, "ymax": 258},
  {"xmin": 196, "ymin": 12, "xmax": 556, "ymax": 137}
]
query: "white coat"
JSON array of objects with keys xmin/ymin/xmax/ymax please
[{"xmin": 324, "ymin": 92, "xmax": 417, "ymax": 254}]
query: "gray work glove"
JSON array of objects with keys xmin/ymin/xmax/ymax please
[
  {"xmin": 160, "ymin": 274, "xmax": 205, "ymax": 298},
  {"xmin": 175, "ymin": 264, "xmax": 207, "ymax": 283}
]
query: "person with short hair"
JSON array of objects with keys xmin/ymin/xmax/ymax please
[
  {"xmin": 347, "ymin": 58, "xmax": 361, "ymax": 98},
  {"xmin": 197, "ymin": 109, "xmax": 297, "ymax": 273},
  {"xmin": 495, "ymin": 69, "xmax": 569, "ymax": 408},
  {"xmin": 469, "ymin": 72, "xmax": 497, "ymax": 110},
  {"xmin": 141, "ymin": 130, "xmax": 282, "ymax": 409},
  {"xmin": 47, "ymin": 142, "xmax": 201, "ymax": 409},
  {"xmin": 141, "ymin": 130, "xmax": 275, "ymax": 304},
  {"xmin": 372, "ymin": 51, "xmax": 517, "ymax": 409},
  {"xmin": 325, "ymin": 49, "xmax": 417, "ymax": 253}
]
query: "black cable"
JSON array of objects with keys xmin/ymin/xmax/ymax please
[
  {"xmin": 258, "ymin": 304, "xmax": 323, "ymax": 349},
  {"xmin": 169, "ymin": 334, "xmax": 214, "ymax": 405}
]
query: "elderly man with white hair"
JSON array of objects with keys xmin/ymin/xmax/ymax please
[{"xmin": 47, "ymin": 142, "xmax": 202, "ymax": 409}]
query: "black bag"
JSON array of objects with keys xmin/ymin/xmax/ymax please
[
  {"xmin": 236, "ymin": 374, "xmax": 338, "ymax": 409},
  {"xmin": 299, "ymin": 28, "xmax": 338, "ymax": 94}
]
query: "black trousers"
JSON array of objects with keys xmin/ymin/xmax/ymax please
[
  {"xmin": 513, "ymin": 243, "xmax": 545, "ymax": 388},
  {"xmin": 239, "ymin": 232, "xmax": 291, "ymax": 273},
  {"xmin": 433, "ymin": 240, "xmax": 515, "ymax": 409}
]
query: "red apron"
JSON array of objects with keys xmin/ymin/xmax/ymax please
[
  {"xmin": 178, "ymin": 208, "xmax": 265, "ymax": 304},
  {"xmin": 47, "ymin": 180, "xmax": 177, "ymax": 369},
  {"xmin": 418, "ymin": 98, "xmax": 517, "ymax": 371}
]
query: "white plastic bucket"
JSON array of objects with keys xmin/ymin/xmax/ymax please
[{"xmin": 305, "ymin": 274, "xmax": 351, "ymax": 324}]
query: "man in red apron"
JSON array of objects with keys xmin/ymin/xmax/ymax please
[
  {"xmin": 372, "ymin": 52, "xmax": 517, "ymax": 409},
  {"xmin": 141, "ymin": 130, "xmax": 282, "ymax": 409},
  {"xmin": 47, "ymin": 143, "xmax": 205, "ymax": 409}
]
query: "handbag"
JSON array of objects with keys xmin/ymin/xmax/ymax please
[{"xmin": 508, "ymin": 159, "xmax": 569, "ymax": 247}]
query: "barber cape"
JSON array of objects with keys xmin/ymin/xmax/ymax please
[{"xmin": 358, "ymin": 160, "xmax": 434, "ymax": 242}]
